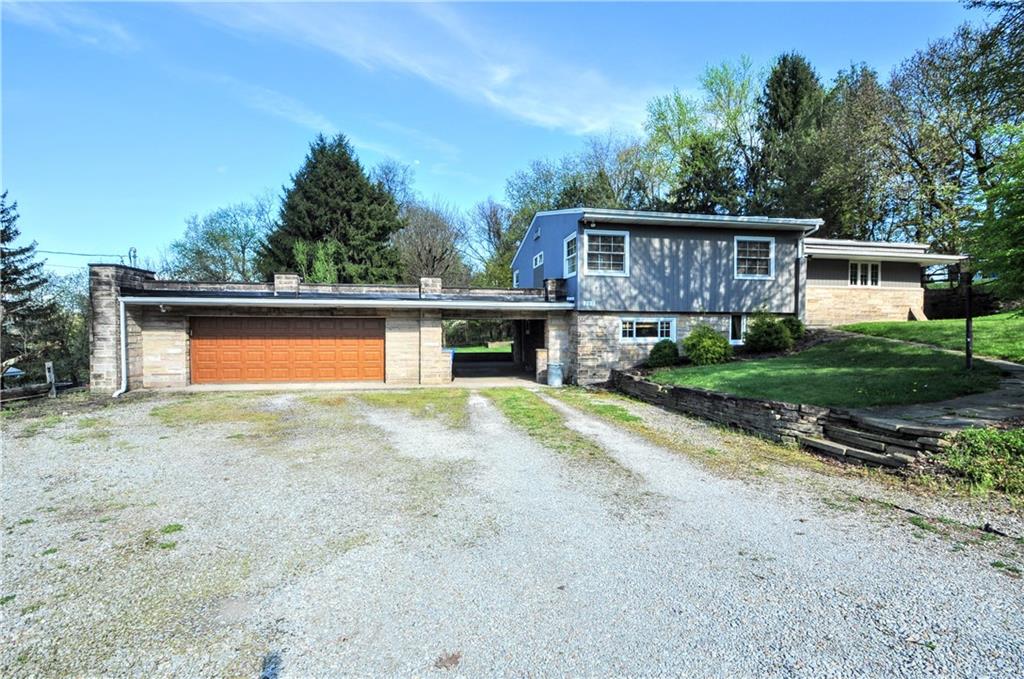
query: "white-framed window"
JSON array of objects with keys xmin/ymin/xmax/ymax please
[
  {"xmin": 585, "ymin": 229, "xmax": 629, "ymax": 276},
  {"xmin": 849, "ymin": 261, "xmax": 881, "ymax": 287},
  {"xmin": 734, "ymin": 236, "xmax": 775, "ymax": 280},
  {"xmin": 532, "ymin": 252, "xmax": 544, "ymax": 268},
  {"xmin": 512, "ymin": 269, "xmax": 520, "ymax": 287},
  {"xmin": 563, "ymin": 234, "xmax": 577, "ymax": 278},
  {"xmin": 729, "ymin": 314, "xmax": 746, "ymax": 346},
  {"xmin": 620, "ymin": 317, "xmax": 676, "ymax": 343}
]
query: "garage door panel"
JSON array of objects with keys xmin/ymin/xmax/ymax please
[{"xmin": 190, "ymin": 317, "xmax": 384, "ymax": 384}]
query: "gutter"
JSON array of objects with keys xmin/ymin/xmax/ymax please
[
  {"xmin": 117, "ymin": 295, "xmax": 575, "ymax": 311},
  {"xmin": 112, "ymin": 298, "xmax": 128, "ymax": 398}
]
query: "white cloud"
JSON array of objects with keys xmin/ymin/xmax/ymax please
[
  {"xmin": 4, "ymin": 1, "xmax": 139, "ymax": 53},
  {"xmin": 185, "ymin": 3, "xmax": 653, "ymax": 135},
  {"xmin": 215, "ymin": 75, "xmax": 339, "ymax": 136}
]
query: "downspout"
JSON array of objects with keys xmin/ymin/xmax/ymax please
[{"xmin": 112, "ymin": 298, "xmax": 128, "ymax": 398}]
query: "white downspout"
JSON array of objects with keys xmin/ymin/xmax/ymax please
[{"xmin": 112, "ymin": 298, "xmax": 128, "ymax": 398}]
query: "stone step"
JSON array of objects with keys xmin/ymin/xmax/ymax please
[
  {"xmin": 822, "ymin": 426, "xmax": 887, "ymax": 452},
  {"xmin": 798, "ymin": 436, "xmax": 907, "ymax": 468}
]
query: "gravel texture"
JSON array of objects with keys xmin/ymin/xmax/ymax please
[{"xmin": 1, "ymin": 389, "xmax": 1022, "ymax": 677}]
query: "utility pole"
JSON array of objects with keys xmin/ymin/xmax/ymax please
[{"xmin": 961, "ymin": 266, "xmax": 973, "ymax": 371}]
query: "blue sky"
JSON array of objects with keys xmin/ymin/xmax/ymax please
[{"xmin": 3, "ymin": 1, "xmax": 980, "ymax": 273}]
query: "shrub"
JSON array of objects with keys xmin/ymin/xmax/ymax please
[
  {"xmin": 780, "ymin": 316, "xmax": 806, "ymax": 342},
  {"xmin": 682, "ymin": 324, "xmax": 733, "ymax": 366},
  {"xmin": 940, "ymin": 427, "xmax": 1024, "ymax": 498},
  {"xmin": 744, "ymin": 313, "xmax": 794, "ymax": 353},
  {"xmin": 647, "ymin": 339, "xmax": 680, "ymax": 368}
]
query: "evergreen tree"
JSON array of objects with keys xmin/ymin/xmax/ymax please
[
  {"xmin": 755, "ymin": 53, "xmax": 827, "ymax": 216},
  {"xmin": 1, "ymin": 192, "xmax": 58, "ymax": 374},
  {"xmin": 260, "ymin": 134, "xmax": 403, "ymax": 283}
]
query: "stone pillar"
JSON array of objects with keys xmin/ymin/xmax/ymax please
[
  {"xmin": 419, "ymin": 277, "xmax": 443, "ymax": 297},
  {"xmin": 544, "ymin": 312, "xmax": 570, "ymax": 382},
  {"xmin": 274, "ymin": 273, "xmax": 300, "ymax": 294},
  {"xmin": 384, "ymin": 312, "xmax": 420, "ymax": 385},
  {"xmin": 418, "ymin": 311, "xmax": 450, "ymax": 384},
  {"xmin": 88, "ymin": 265, "xmax": 155, "ymax": 393}
]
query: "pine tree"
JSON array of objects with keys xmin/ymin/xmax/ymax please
[
  {"xmin": 755, "ymin": 53, "xmax": 827, "ymax": 217},
  {"xmin": 260, "ymin": 134, "xmax": 403, "ymax": 283},
  {"xmin": 1, "ymin": 192, "xmax": 58, "ymax": 374}
]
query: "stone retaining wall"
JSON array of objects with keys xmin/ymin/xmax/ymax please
[{"xmin": 610, "ymin": 370, "xmax": 827, "ymax": 444}]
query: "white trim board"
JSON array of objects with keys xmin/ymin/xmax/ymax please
[{"xmin": 118, "ymin": 295, "xmax": 574, "ymax": 311}]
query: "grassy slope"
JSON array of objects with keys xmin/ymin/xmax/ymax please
[
  {"xmin": 451, "ymin": 342, "xmax": 512, "ymax": 354},
  {"xmin": 650, "ymin": 337, "xmax": 1001, "ymax": 408},
  {"xmin": 842, "ymin": 312, "xmax": 1024, "ymax": 364}
]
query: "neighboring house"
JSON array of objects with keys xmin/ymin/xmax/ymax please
[{"xmin": 88, "ymin": 208, "xmax": 962, "ymax": 394}]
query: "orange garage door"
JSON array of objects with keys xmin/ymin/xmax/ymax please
[{"xmin": 190, "ymin": 317, "xmax": 384, "ymax": 384}]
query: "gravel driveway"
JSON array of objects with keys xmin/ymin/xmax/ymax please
[{"xmin": 2, "ymin": 389, "xmax": 1022, "ymax": 677}]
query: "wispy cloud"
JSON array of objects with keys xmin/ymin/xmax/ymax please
[
  {"xmin": 375, "ymin": 120, "xmax": 460, "ymax": 160},
  {"xmin": 212, "ymin": 74, "xmax": 339, "ymax": 136},
  {"xmin": 186, "ymin": 3, "xmax": 653, "ymax": 135},
  {"xmin": 4, "ymin": 1, "xmax": 139, "ymax": 53}
]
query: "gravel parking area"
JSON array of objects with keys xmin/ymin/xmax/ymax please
[{"xmin": 2, "ymin": 389, "xmax": 1022, "ymax": 677}]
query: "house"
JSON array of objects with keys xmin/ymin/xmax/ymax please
[
  {"xmin": 88, "ymin": 208, "xmax": 962, "ymax": 394},
  {"xmin": 510, "ymin": 208, "xmax": 962, "ymax": 383}
]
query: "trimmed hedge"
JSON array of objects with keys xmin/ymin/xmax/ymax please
[
  {"xmin": 647, "ymin": 339, "xmax": 680, "ymax": 368},
  {"xmin": 682, "ymin": 324, "xmax": 733, "ymax": 366},
  {"xmin": 744, "ymin": 314, "xmax": 794, "ymax": 353}
]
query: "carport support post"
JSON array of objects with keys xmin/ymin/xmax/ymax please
[
  {"xmin": 544, "ymin": 313, "xmax": 570, "ymax": 386},
  {"xmin": 961, "ymin": 269, "xmax": 973, "ymax": 371}
]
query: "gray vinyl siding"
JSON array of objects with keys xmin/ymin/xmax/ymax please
[
  {"xmin": 578, "ymin": 225, "xmax": 801, "ymax": 314},
  {"xmin": 511, "ymin": 211, "xmax": 580, "ymax": 300},
  {"xmin": 807, "ymin": 258, "xmax": 921, "ymax": 289}
]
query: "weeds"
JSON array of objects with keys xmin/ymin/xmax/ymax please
[{"xmin": 356, "ymin": 390, "xmax": 470, "ymax": 428}]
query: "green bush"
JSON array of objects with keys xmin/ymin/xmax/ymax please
[
  {"xmin": 780, "ymin": 316, "xmax": 806, "ymax": 342},
  {"xmin": 744, "ymin": 313, "xmax": 794, "ymax": 353},
  {"xmin": 941, "ymin": 427, "xmax": 1024, "ymax": 498},
  {"xmin": 682, "ymin": 324, "xmax": 733, "ymax": 366},
  {"xmin": 647, "ymin": 339, "xmax": 680, "ymax": 368}
]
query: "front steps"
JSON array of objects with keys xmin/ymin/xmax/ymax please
[{"xmin": 799, "ymin": 411, "xmax": 953, "ymax": 468}]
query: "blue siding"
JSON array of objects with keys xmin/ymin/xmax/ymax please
[{"xmin": 510, "ymin": 211, "xmax": 581, "ymax": 302}]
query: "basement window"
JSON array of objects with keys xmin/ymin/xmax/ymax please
[
  {"xmin": 729, "ymin": 315, "xmax": 746, "ymax": 346},
  {"xmin": 621, "ymin": 318, "xmax": 675, "ymax": 343}
]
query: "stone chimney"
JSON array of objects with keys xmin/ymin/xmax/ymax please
[
  {"xmin": 274, "ymin": 273, "xmax": 300, "ymax": 295},
  {"xmin": 543, "ymin": 278, "xmax": 567, "ymax": 302},
  {"xmin": 419, "ymin": 277, "xmax": 443, "ymax": 298}
]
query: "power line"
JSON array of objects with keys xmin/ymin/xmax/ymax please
[{"xmin": 36, "ymin": 249, "xmax": 124, "ymax": 258}]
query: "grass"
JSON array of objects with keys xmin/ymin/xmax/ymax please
[
  {"xmin": 481, "ymin": 388, "xmax": 606, "ymax": 460},
  {"xmin": 842, "ymin": 311, "xmax": 1024, "ymax": 364},
  {"xmin": 451, "ymin": 342, "xmax": 512, "ymax": 353},
  {"xmin": 650, "ymin": 337, "xmax": 1002, "ymax": 408},
  {"xmin": 938, "ymin": 427, "xmax": 1024, "ymax": 501},
  {"xmin": 40, "ymin": 547, "xmax": 58, "ymax": 556},
  {"xmin": 355, "ymin": 389, "xmax": 470, "ymax": 428},
  {"xmin": 547, "ymin": 387, "xmax": 834, "ymax": 478},
  {"xmin": 160, "ymin": 523, "xmax": 184, "ymax": 535},
  {"xmin": 150, "ymin": 394, "xmax": 285, "ymax": 440}
]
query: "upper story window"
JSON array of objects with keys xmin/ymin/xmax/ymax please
[
  {"xmin": 532, "ymin": 252, "xmax": 544, "ymax": 268},
  {"xmin": 585, "ymin": 230, "xmax": 629, "ymax": 276},
  {"xmin": 512, "ymin": 269, "xmax": 520, "ymax": 287},
  {"xmin": 849, "ymin": 261, "xmax": 880, "ymax": 287},
  {"xmin": 563, "ymin": 234, "xmax": 577, "ymax": 278},
  {"xmin": 734, "ymin": 236, "xmax": 775, "ymax": 280}
]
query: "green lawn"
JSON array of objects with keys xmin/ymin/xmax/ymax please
[
  {"xmin": 451, "ymin": 342, "xmax": 512, "ymax": 354},
  {"xmin": 650, "ymin": 337, "xmax": 1002, "ymax": 408},
  {"xmin": 841, "ymin": 312, "xmax": 1024, "ymax": 364}
]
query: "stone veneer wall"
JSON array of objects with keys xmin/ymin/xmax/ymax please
[
  {"xmin": 806, "ymin": 286, "xmax": 924, "ymax": 326},
  {"xmin": 89, "ymin": 265, "xmax": 156, "ymax": 391},
  {"xmin": 611, "ymin": 370, "xmax": 827, "ymax": 444},
  {"xmin": 574, "ymin": 312, "xmax": 730, "ymax": 384}
]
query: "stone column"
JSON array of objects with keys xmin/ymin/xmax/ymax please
[
  {"xmin": 418, "ymin": 311, "xmax": 450, "ymax": 384},
  {"xmin": 544, "ymin": 312, "xmax": 571, "ymax": 383},
  {"xmin": 88, "ymin": 265, "xmax": 155, "ymax": 393},
  {"xmin": 419, "ymin": 277, "xmax": 443, "ymax": 298}
]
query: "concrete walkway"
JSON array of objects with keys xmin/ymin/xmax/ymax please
[{"xmin": 854, "ymin": 357, "xmax": 1024, "ymax": 431}]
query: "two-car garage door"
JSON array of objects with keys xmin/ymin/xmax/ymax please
[{"xmin": 190, "ymin": 317, "xmax": 384, "ymax": 384}]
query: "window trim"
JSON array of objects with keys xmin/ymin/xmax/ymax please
[
  {"xmin": 733, "ymin": 236, "xmax": 775, "ymax": 280},
  {"xmin": 532, "ymin": 251, "xmax": 544, "ymax": 268},
  {"xmin": 729, "ymin": 314, "xmax": 747, "ymax": 346},
  {"xmin": 512, "ymin": 269, "xmax": 520, "ymax": 287},
  {"xmin": 563, "ymin": 233, "xmax": 578, "ymax": 279},
  {"xmin": 619, "ymin": 317, "xmax": 676, "ymax": 344},
  {"xmin": 584, "ymin": 229, "xmax": 630, "ymax": 277},
  {"xmin": 848, "ymin": 260, "xmax": 882, "ymax": 287}
]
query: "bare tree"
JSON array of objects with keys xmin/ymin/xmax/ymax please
[{"xmin": 393, "ymin": 200, "xmax": 470, "ymax": 285}]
